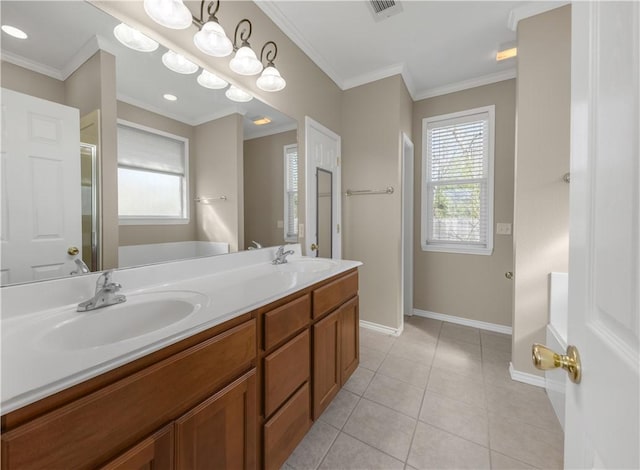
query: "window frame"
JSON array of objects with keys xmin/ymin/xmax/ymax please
[
  {"xmin": 421, "ymin": 105, "xmax": 495, "ymax": 255},
  {"xmin": 283, "ymin": 143, "xmax": 298, "ymax": 242},
  {"xmin": 117, "ymin": 119, "xmax": 190, "ymax": 226}
]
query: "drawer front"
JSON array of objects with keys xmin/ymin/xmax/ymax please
[
  {"xmin": 312, "ymin": 271, "xmax": 358, "ymax": 319},
  {"xmin": 264, "ymin": 294, "xmax": 310, "ymax": 350},
  {"xmin": 263, "ymin": 383, "xmax": 312, "ymax": 470},
  {"xmin": 1, "ymin": 321, "xmax": 256, "ymax": 470},
  {"xmin": 264, "ymin": 330, "xmax": 310, "ymax": 417}
]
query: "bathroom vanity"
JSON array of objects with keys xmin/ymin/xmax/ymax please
[{"xmin": 0, "ymin": 248, "xmax": 360, "ymax": 469}]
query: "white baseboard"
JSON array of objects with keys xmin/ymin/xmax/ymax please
[
  {"xmin": 412, "ymin": 309, "xmax": 512, "ymax": 335},
  {"xmin": 509, "ymin": 362, "xmax": 546, "ymax": 388},
  {"xmin": 360, "ymin": 319, "xmax": 403, "ymax": 337}
]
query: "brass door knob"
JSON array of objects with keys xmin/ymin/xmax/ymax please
[
  {"xmin": 310, "ymin": 243, "xmax": 318, "ymax": 251},
  {"xmin": 67, "ymin": 246, "xmax": 79, "ymax": 256},
  {"xmin": 532, "ymin": 343, "xmax": 582, "ymax": 384}
]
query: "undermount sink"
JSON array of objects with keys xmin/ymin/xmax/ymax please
[
  {"xmin": 39, "ymin": 291, "xmax": 208, "ymax": 351},
  {"xmin": 276, "ymin": 258, "xmax": 337, "ymax": 273}
]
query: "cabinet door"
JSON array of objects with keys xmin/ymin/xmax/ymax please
[
  {"xmin": 340, "ymin": 296, "xmax": 359, "ymax": 385},
  {"xmin": 312, "ymin": 310, "xmax": 340, "ymax": 419},
  {"xmin": 175, "ymin": 370, "xmax": 257, "ymax": 470},
  {"xmin": 100, "ymin": 425, "xmax": 173, "ymax": 470}
]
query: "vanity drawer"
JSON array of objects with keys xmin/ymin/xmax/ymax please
[
  {"xmin": 264, "ymin": 330, "xmax": 310, "ymax": 417},
  {"xmin": 312, "ymin": 270, "xmax": 358, "ymax": 319},
  {"xmin": 1, "ymin": 320, "xmax": 256, "ymax": 470},
  {"xmin": 263, "ymin": 294, "xmax": 310, "ymax": 350},
  {"xmin": 263, "ymin": 382, "xmax": 311, "ymax": 470}
]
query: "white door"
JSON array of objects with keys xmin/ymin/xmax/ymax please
[
  {"xmin": 305, "ymin": 116, "xmax": 341, "ymax": 258},
  {"xmin": 401, "ymin": 133, "xmax": 414, "ymax": 318},
  {"xmin": 1, "ymin": 88, "xmax": 82, "ymax": 285},
  {"xmin": 564, "ymin": 3, "xmax": 639, "ymax": 468}
]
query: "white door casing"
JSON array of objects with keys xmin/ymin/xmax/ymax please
[
  {"xmin": 305, "ymin": 116, "xmax": 341, "ymax": 258},
  {"xmin": 401, "ymin": 133, "xmax": 414, "ymax": 319},
  {"xmin": 565, "ymin": 3, "xmax": 639, "ymax": 469},
  {"xmin": 1, "ymin": 88, "xmax": 82, "ymax": 285}
]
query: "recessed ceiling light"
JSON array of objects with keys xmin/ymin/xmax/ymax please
[
  {"xmin": 163, "ymin": 94, "xmax": 178, "ymax": 101},
  {"xmin": 113, "ymin": 23, "xmax": 158, "ymax": 52},
  {"xmin": 496, "ymin": 47, "xmax": 517, "ymax": 62},
  {"xmin": 253, "ymin": 117, "xmax": 271, "ymax": 126},
  {"xmin": 2, "ymin": 25, "xmax": 28, "ymax": 39}
]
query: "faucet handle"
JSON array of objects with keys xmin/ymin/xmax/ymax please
[{"xmin": 96, "ymin": 270, "xmax": 113, "ymax": 289}]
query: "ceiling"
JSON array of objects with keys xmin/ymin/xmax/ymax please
[
  {"xmin": 0, "ymin": 1, "xmax": 296, "ymax": 139},
  {"xmin": 256, "ymin": 0, "xmax": 567, "ymax": 99}
]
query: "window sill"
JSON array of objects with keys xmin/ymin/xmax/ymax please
[
  {"xmin": 119, "ymin": 217, "xmax": 190, "ymax": 226},
  {"xmin": 421, "ymin": 243, "xmax": 493, "ymax": 256}
]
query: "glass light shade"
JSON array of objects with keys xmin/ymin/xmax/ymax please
[
  {"xmin": 229, "ymin": 46, "xmax": 263, "ymax": 76},
  {"xmin": 143, "ymin": 0, "xmax": 192, "ymax": 29},
  {"xmin": 193, "ymin": 21, "xmax": 233, "ymax": 57},
  {"xmin": 113, "ymin": 23, "xmax": 159, "ymax": 52},
  {"xmin": 162, "ymin": 50, "xmax": 198, "ymax": 74},
  {"xmin": 197, "ymin": 70, "xmax": 228, "ymax": 90},
  {"xmin": 225, "ymin": 85, "xmax": 253, "ymax": 103},
  {"xmin": 256, "ymin": 66, "xmax": 286, "ymax": 92}
]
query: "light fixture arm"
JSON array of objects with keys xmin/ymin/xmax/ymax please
[
  {"xmin": 193, "ymin": 0, "xmax": 222, "ymax": 28},
  {"xmin": 260, "ymin": 41, "xmax": 278, "ymax": 67},
  {"xmin": 233, "ymin": 18, "xmax": 253, "ymax": 50}
]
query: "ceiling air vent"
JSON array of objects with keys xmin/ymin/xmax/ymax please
[{"xmin": 368, "ymin": 0, "xmax": 403, "ymax": 21}]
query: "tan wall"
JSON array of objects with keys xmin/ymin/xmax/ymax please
[
  {"xmin": 342, "ymin": 75, "xmax": 409, "ymax": 330},
  {"xmin": 91, "ymin": 0, "xmax": 344, "ymax": 246},
  {"xmin": 1, "ymin": 61, "xmax": 65, "ymax": 104},
  {"xmin": 512, "ymin": 6, "xmax": 571, "ymax": 375},
  {"xmin": 244, "ymin": 130, "xmax": 297, "ymax": 248},
  {"xmin": 116, "ymin": 101, "xmax": 198, "ymax": 246},
  {"xmin": 64, "ymin": 51, "xmax": 119, "ymax": 270},
  {"xmin": 412, "ymin": 79, "xmax": 517, "ymax": 327},
  {"xmin": 195, "ymin": 114, "xmax": 244, "ymax": 252}
]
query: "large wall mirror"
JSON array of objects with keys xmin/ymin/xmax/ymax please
[{"xmin": 0, "ymin": 0, "xmax": 299, "ymax": 286}]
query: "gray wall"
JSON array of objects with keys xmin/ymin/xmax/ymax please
[
  {"xmin": 1, "ymin": 61, "xmax": 65, "ymax": 104},
  {"xmin": 412, "ymin": 79, "xmax": 517, "ymax": 327}
]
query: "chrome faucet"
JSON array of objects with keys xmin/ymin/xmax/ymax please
[
  {"xmin": 248, "ymin": 240, "xmax": 263, "ymax": 250},
  {"xmin": 77, "ymin": 270, "xmax": 126, "ymax": 312},
  {"xmin": 70, "ymin": 258, "xmax": 90, "ymax": 275},
  {"xmin": 272, "ymin": 245, "xmax": 295, "ymax": 265}
]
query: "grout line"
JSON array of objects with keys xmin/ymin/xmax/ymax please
[
  {"xmin": 337, "ymin": 429, "xmax": 408, "ymax": 466},
  {"xmin": 311, "ymin": 422, "xmax": 341, "ymax": 470}
]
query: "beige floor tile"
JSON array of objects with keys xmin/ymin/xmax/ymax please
[
  {"xmin": 360, "ymin": 328, "xmax": 396, "ymax": 354},
  {"xmin": 364, "ymin": 373, "xmax": 425, "ymax": 418},
  {"xmin": 402, "ymin": 316, "xmax": 442, "ymax": 342},
  {"xmin": 388, "ymin": 337, "xmax": 436, "ymax": 364},
  {"xmin": 318, "ymin": 433, "xmax": 405, "ymax": 470},
  {"xmin": 343, "ymin": 366, "xmax": 375, "ymax": 396},
  {"xmin": 485, "ymin": 382, "xmax": 562, "ymax": 431},
  {"xmin": 439, "ymin": 323, "xmax": 481, "ymax": 345},
  {"xmin": 280, "ymin": 463, "xmax": 296, "ymax": 470},
  {"xmin": 482, "ymin": 347, "xmax": 512, "ymax": 366},
  {"xmin": 360, "ymin": 345, "xmax": 386, "ymax": 371},
  {"xmin": 419, "ymin": 392, "xmax": 489, "ymax": 447},
  {"xmin": 377, "ymin": 353, "xmax": 431, "ymax": 388},
  {"xmin": 488, "ymin": 413, "xmax": 563, "ymax": 469},
  {"xmin": 343, "ymin": 398, "xmax": 416, "ymax": 461},
  {"xmin": 433, "ymin": 339, "xmax": 483, "ymax": 379},
  {"xmin": 286, "ymin": 420, "xmax": 340, "ymax": 470},
  {"xmin": 318, "ymin": 389, "xmax": 360, "ymax": 430},
  {"xmin": 407, "ymin": 422, "xmax": 490, "ymax": 469},
  {"xmin": 427, "ymin": 366, "xmax": 486, "ymax": 408},
  {"xmin": 490, "ymin": 451, "xmax": 537, "ymax": 469},
  {"xmin": 480, "ymin": 331, "xmax": 512, "ymax": 353}
]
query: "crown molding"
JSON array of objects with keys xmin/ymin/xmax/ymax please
[
  {"xmin": 254, "ymin": 0, "xmax": 345, "ymax": 89},
  {"xmin": 507, "ymin": 1, "xmax": 570, "ymax": 31},
  {"xmin": 414, "ymin": 68, "xmax": 517, "ymax": 101},
  {"xmin": 1, "ymin": 50, "xmax": 64, "ymax": 80},
  {"xmin": 341, "ymin": 62, "xmax": 418, "ymax": 100}
]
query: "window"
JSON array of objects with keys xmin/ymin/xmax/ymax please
[
  {"xmin": 117, "ymin": 120, "xmax": 189, "ymax": 225},
  {"xmin": 421, "ymin": 105, "xmax": 494, "ymax": 255},
  {"xmin": 284, "ymin": 144, "xmax": 299, "ymax": 242}
]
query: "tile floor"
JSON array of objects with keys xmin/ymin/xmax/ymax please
[{"xmin": 283, "ymin": 316, "xmax": 564, "ymax": 470}]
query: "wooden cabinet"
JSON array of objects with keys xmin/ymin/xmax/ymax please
[
  {"xmin": 313, "ymin": 310, "xmax": 341, "ymax": 419},
  {"xmin": 339, "ymin": 297, "xmax": 359, "ymax": 385},
  {"xmin": 101, "ymin": 425, "xmax": 174, "ymax": 470},
  {"xmin": 175, "ymin": 370, "xmax": 256, "ymax": 470}
]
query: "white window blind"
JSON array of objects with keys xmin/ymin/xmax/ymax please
[
  {"xmin": 421, "ymin": 106, "xmax": 494, "ymax": 255},
  {"xmin": 284, "ymin": 144, "xmax": 298, "ymax": 242},
  {"xmin": 117, "ymin": 121, "xmax": 189, "ymax": 224}
]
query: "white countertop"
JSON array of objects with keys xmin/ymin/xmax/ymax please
[{"xmin": 1, "ymin": 246, "xmax": 361, "ymax": 414}]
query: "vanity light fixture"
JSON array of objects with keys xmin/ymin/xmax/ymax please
[
  {"xmin": 143, "ymin": 0, "xmax": 192, "ymax": 29},
  {"xmin": 163, "ymin": 93, "xmax": 178, "ymax": 101},
  {"xmin": 197, "ymin": 69, "xmax": 228, "ymax": 89},
  {"xmin": 225, "ymin": 85, "xmax": 253, "ymax": 103},
  {"xmin": 162, "ymin": 50, "xmax": 198, "ymax": 74},
  {"xmin": 113, "ymin": 23, "xmax": 159, "ymax": 52},
  {"xmin": 1, "ymin": 25, "xmax": 28, "ymax": 39},
  {"xmin": 256, "ymin": 41, "xmax": 286, "ymax": 92},
  {"xmin": 229, "ymin": 19, "xmax": 263, "ymax": 76},
  {"xmin": 193, "ymin": 0, "xmax": 233, "ymax": 57}
]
